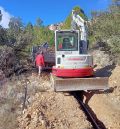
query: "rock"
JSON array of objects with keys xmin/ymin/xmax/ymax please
[{"xmin": 92, "ymin": 50, "xmax": 113, "ymax": 68}]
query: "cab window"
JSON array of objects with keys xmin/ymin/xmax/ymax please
[{"xmin": 57, "ymin": 31, "xmax": 78, "ymax": 51}]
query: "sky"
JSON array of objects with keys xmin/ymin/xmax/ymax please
[{"xmin": 0, "ymin": 0, "xmax": 111, "ymax": 28}]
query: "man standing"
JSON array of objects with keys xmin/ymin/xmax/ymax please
[{"xmin": 35, "ymin": 51, "xmax": 45, "ymax": 76}]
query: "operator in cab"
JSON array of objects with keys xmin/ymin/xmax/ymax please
[
  {"xmin": 58, "ymin": 37, "xmax": 74, "ymax": 50},
  {"xmin": 35, "ymin": 51, "xmax": 45, "ymax": 77}
]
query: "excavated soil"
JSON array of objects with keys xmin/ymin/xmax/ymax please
[
  {"xmin": 0, "ymin": 72, "xmax": 92, "ymax": 129},
  {"xmin": 88, "ymin": 94, "xmax": 120, "ymax": 129},
  {"xmin": 87, "ymin": 66, "xmax": 120, "ymax": 129},
  {"xmin": 109, "ymin": 65, "xmax": 120, "ymax": 104},
  {"xmin": 91, "ymin": 50, "xmax": 120, "ymax": 128},
  {"xmin": 18, "ymin": 92, "xmax": 92, "ymax": 129}
]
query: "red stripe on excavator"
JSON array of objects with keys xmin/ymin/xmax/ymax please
[
  {"xmin": 67, "ymin": 57, "xmax": 86, "ymax": 61},
  {"xmin": 52, "ymin": 67, "xmax": 94, "ymax": 77}
]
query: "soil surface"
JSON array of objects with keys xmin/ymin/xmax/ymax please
[
  {"xmin": 87, "ymin": 65, "xmax": 120, "ymax": 129},
  {"xmin": 1, "ymin": 65, "xmax": 120, "ymax": 129},
  {"xmin": 88, "ymin": 94, "xmax": 120, "ymax": 129},
  {"xmin": 18, "ymin": 92, "xmax": 92, "ymax": 129}
]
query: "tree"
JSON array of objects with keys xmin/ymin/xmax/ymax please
[
  {"xmin": 0, "ymin": 10, "xmax": 7, "ymax": 45},
  {"xmin": 9, "ymin": 17, "xmax": 23, "ymax": 34},
  {"xmin": 62, "ymin": 6, "xmax": 88, "ymax": 29},
  {"xmin": 73, "ymin": 6, "xmax": 88, "ymax": 20},
  {"xmin": 26, "ymin": 22, "xmax": 33, "ymax": 30},
  {"xmin": 35, "ymin": 17, "xmax": 43, "ymax": 27},
  {"xmin": 0, "ymin": 27, "xmax": 8, "ymax": 45},
  {"xmin": 32, "ymin": 26, "xmax": 54, "ymax": 46},
  {"xmin": 89, "ymin": 0, "xmax": 120, "ymax": 62},
  {"xmin": 7, "ymin": 17, "xmax": 24, "ymax": 46},
  {"xmin": 91, "ymin": 11, "xmax": 98, "ymax": 19},
  {"xmin": 109, "ymin": 0, "xmax": 120, "ymax": 14}
]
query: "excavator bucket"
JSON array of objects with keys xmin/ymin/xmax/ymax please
[{"xmin": 50, "ymin": 74, "xmax": 109, "ymax": 91}]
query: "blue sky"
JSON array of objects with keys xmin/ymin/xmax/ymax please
[{"xmin": 0, "ymin": 0, "xmax": 111, "ymax": 27}]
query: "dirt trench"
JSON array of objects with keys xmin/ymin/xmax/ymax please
[
  {"xmin": 18, "ymin": 92, "xmax": 92, "ymax": 129},
  {"xmin": 85, "ymin": 65, "xmax": 120, "ymax": 129},
  {"xmin": 1, "ymin": 65, "xmax": 120, "ymax": 129}
]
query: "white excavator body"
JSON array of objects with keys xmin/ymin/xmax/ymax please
[{"xmin": 51, "ymin": 10, "xmax": 109, "ymax": 91}]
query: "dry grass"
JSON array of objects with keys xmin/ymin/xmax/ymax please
[{"xmin": 0, "ymin": 72, "xmax": 51, "ymax": 129}]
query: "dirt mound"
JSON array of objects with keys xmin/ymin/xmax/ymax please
[
  {"xmin": 109, "ymin": 65, "xmax": 120, "ymax": 104},
  {"xmin": 92, "ymin": 50, "xmax": 113, "ymax": 68},
  {"xmin": 88, "ymin": 66, "xmax": 120, "ymax": 129},
  {"xmin": 18, "ymin": 92, "xmax": 92, "ymax": 129},
  {"xmin": 89, "ymin": 93, "xmax": 120, "ymax": 129}
]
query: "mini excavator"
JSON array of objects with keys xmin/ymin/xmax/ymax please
[{"xmin": 51, "ymin": 10, "xmax": 108, "ymax": 91}]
